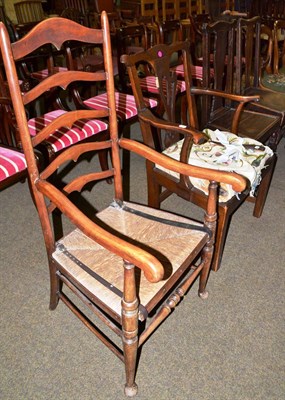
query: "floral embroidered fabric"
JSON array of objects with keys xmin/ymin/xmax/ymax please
[{"xmin": 157, "ymin": 129, "xmax": 273, "ymax": 202}]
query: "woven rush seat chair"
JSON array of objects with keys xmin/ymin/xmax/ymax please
[
  {"xmin": 121, "ymin": 40, "xmax": 276, "ymax": 272},
  {"xmin": 0, "ymin": 11, "xmax": 247, "ymax": 397}
]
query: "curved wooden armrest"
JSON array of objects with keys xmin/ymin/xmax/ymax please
[
  {"xmin": 191, "ymin": 88, "xmax": 260, "ymax": 133},
  {"xmin": 191, "ymin": 87, "xmax": 260, "ymax": 103},
  {"xmin": 119, "ymin": 137, "xmax": 247, "ymax": 193},
  {"xmin": 36, "ymin": 180, "xmax": 164, "ymax": 284},
  {"xmin": 139, "ymin": 108, "xmax": 206, "ymax": 144}
]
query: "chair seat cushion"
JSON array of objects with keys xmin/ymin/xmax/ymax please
[
  {"xmin": 31, "ymin": 67, "xmax": 68, "ymax": 81},
  {"xmin": 0, "ymin": 147, "xmax": 27, "ymax": 182},
  {"xmin": 28, "ymin": 109, "xmax": 108, "ymax": 153},
  {"xmin": 171, "ymin": 64, "xmax": 214, "ymax": 81},
  {"xmin": 84, "ymin": 92, "xmax": 157, "ymax": 121},
  {"xmin": 156, "ymin": 129, "xmax": 273, "ymax": 202},
  {"xmin": 139, "ymin": 75, "xmax": 186, "ymax": 94},
  {"xmin": 53, "ymin": 201, "xmax": 209, "ymax": 321}
]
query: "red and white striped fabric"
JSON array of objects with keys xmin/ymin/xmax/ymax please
[
  {"xmin": 171, "ymin": 64, "xmax": 215, "ymax": 81},
  {"xmin": 84, "ymin": 92, "xmax": 157, "ymax": 121},
  {"xmin": 139, "ymin": 75, "xmax": 186, "ymax": 94},
  {"xmin": 28, "ymin": 109, "xmax": 108, "ymax": 153},
  {"xmin": 0, "ymin": 147, "xmax": 27, "ymax": 182},
  {"xmin": 31, "ymin": 67, "xmax": 68, "ymax": 81}
]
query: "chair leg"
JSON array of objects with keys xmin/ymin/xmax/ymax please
[
  {"xmin": 198, "ymin": 251, "xmax": 212, "ymax": 300},
  {"xmin": 211, "ymin": 206, "xmax": 231, "ymax": 272},
  {"xmin": 252, "ymin": 153, "xmax": 277, "ymax": 218},
  {"xmin": 49, "ymin": 259, "xmax": 61, "ymax": 310},
  {"xmin": 122, "ymin": 261, "xmax": 139, "ymax": 397}
]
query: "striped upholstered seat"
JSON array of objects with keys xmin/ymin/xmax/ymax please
[
  {"xmin": 84, "ymin": 91, "xmax": 157, "ymax": 121},
  {"xmin": 139, "ymin": 75, "xmax": 186, "ymax": 94},
  {"xmin": 0, "ymin": 146, "xmax": 27, "ymax": 183},
  {"xmin": 31, "ymin": 67, "xmax": 68, "ymax": 81},
  {"xmin": 28, "ymin": 109, "xmax": 108, "ymax": 153},
  {"xmin": 171, "ymin": 64, "xmax": 215, "ymax": 82}
]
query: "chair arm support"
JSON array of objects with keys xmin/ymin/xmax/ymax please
[
  {"xmin": 36, "ymin": 179, "xmax": 165, "ymax": 284},
  {"xmin": 191, "ymin": 88, "xmax": 260, "ymax": 133},
  {"xmin": 119, "ymin": 137, "xmax": 248, "ymax": 192},
  {"xmin": 139, "ymin": 108, "xmax": 206, "ymax": 144},
  {"xmin": 191, "ymin": 87, "xmax": 260, "ymax": 103}
]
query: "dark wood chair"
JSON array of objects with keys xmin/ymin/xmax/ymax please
[
  {"xmin": 63, "ymin": 0, "xmax": 92, "ymax": 26},
  {"xmin": 68, "ymin": 24, "xmax": 158, "ymax": 138},
  {"xmin": 0, "ymin": 11, "xmax": 247, "ymax": 396},
  {"xmin": 140, "ymin": 0, "xmax": 159, "ymax": 22},
  {"xmin": 236, "ymin": 17, "xmax": 285, "ymax": 144},
  {"xmin": 166, "ymin": 17, "xmax": 214, "ymax": 85},
  {"xmin": 116, "ymin": 23, "xmax": 151, "ymax": 93},
  {"xmin": 121, "ymin": 39, "xmax": 276, "ymax": 272},
  {"xmin": 161, "ymin": 0, "xmax": 178, "ymax": 21},
  {"xmin": 94, "ymin": 0, "xmax": 135, "ymax": 26},
  {"xmin": 14, "ymin": 0, "xmax": 46, "ymax": 24},
  {"xmin": 0, "ymin": 17, "xmax": 110, "ymax": 169},
  {"xmin": 194, "ymin": 19, "xmax": 282, "ymax": 151}
]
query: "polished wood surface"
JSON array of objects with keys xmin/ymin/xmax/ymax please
[
  {"xmin": 0, "ymin": 11, "xmax": 247, "ymax": 396},
  {"xmin": 122, "ymin": 37, "xmax": 277, "ymax": 272}
]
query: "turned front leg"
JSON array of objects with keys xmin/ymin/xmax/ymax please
[
  {"xmin": 199, "ymin": 181, "xmax": 218, "ymax": 298},
  {"xmin": 122, "ymin": 260, "xmax": 139, "ymax": 397}
]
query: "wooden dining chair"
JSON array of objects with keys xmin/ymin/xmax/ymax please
[
  {"xmin": 196, "ymin": 18, "xmax": 282, "ymax": 151},
  {"xmin": 161, "ymin": 0, "xmax": 178, "ymax": 21},
  {"xmin": 121, "ymin": 39, "xmax": 276, "ymax": 272},
  {"xmin": 14, "ymin": 0, "xmax": 45, "ymax": 24},
  {"xmin": 235, "ymin": 17, "xmax": 285, "ymax": 147},
  {"xmin": 140, "ymin": 0, "xmax": 159, "ymax": 22},
  {"xmin": 63, "ymin": 0, "xmax": 91, "ymax": 26},
  {"xmin": 67, "ymin": 23, "xmax": 158, "ymax": 138},
  {"xmin": 0, "ymin": 11, "xmax": 247, "ymax": 396},
  {"xmin": 0, "ymin": 16, "xmax": 112, "ymax": 170},
  {"xmin": 115, "ymin": 23, "xmax": 151, "ymax": 93},
  {"xmin": 176, "ymin": 0, "xmax": 190, "ymax": 20}
]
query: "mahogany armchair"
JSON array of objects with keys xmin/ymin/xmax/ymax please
[
  {"xmin": 194, "ymin": 18, "xmax": 282, "ymax": 151},
  {"xmin": 121, "ymin": 40, "xmax": 276, "ymax": 272},
  {"xmin": 165, "ymin": 18, "xmax": 214, "ymax": 85},
  {"xmin": 235, "ymin": 17, "xmax": 285, "ymax": 144},
  {"xmin": 0, "ymin": 11, "xmax": 247, "ymax": 396}
]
